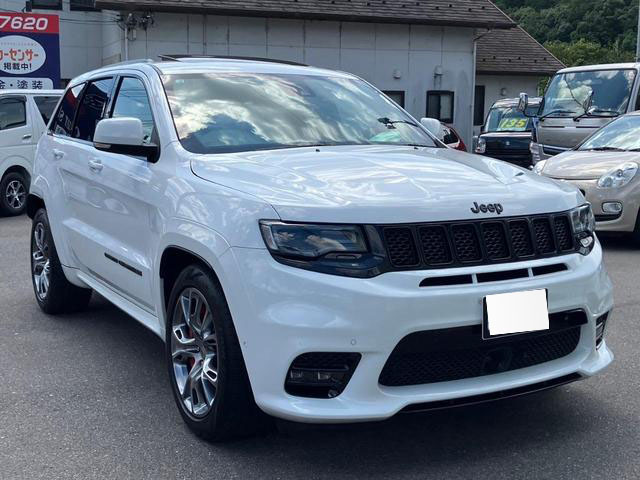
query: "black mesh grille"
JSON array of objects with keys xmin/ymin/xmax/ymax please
[
  {"xmin": 509, "ymin": 220, "xmax": 534, "ymax": 257},
  {"xmin": 381, "ymin": 213, "xmax": 576, "ymax": 270},
  {"xmin": 451, "ymin": 224, "xmax": 482, "ymax": 262},
  {"xmin": 379, "ymin": 324, "xmax": 582, "ymax": 387},
  {"xmin": 554, "ymin": 216, "xmax": 574, "ymax": 251},
  {"xmin": 383, "ymin": 227, "xmax": 419, "ymax": 267},
  {"xmin": 482, "ymin": 223, "xmax": 510, "ymax": 260},
  {"xmin": 419, "ymin": 226, "xmax": 452, "ymax": 265}
]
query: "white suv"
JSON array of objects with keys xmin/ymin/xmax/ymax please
[
  {"xmin": 28, "ymin": 58, "xmax": 614, "ymax": 441},
  {"xmin": 0, "ymin": 89, "xmax": 62, "ymax": 216}
]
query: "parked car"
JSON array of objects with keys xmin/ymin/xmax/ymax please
[
  {"xmin": 27, "ymin": 58, "xmax": 612, "ymax": 441},
  {"xmin": 537, "ymin": 111, "xmax": 640, "ymax": 242},
  {"xmin": 0, "ymin": 89, "xmax": 62, "ymax": 216},
  {"xmin": 438, "ymin": 122, "xmax": 467, "ymax": 151},
  {"xmin": 520, "ymin": 63, "xmax": 640, "ymax": 162},
  {"xmin": 475, "ymin": 97, "xmax": 540, "ymax": 168}
]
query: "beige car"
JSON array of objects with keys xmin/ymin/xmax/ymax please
[{"xmin": 537, "ymin": 112, "xmax": 640, "ymax": 241}]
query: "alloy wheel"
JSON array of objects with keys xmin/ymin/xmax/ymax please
[
  {"xmin": 32, "ymin": 223, "xmax": 51, "ymax": 300},
  {"xmin": 5, "ymin": 179, "xmax": 26, "ymax": 211},
  {"xmin": 171, "ymin": 288, "xmax": 219, "ymax": 418}
]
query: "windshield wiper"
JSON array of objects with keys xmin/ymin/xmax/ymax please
[
  {"xmin": 377, "ymin": 117, "xmax": 420, "ymax": 128},
  {"xmin": 585, "ymin": 146, "xmax": 627, "ymax": 152},
  {"xmin": 574, "ymin": 108, "xmax": 621, "ymax": 121},
  {"xmin": 538, "ymin": 109, "xmax": 576, "ymax": 120}
]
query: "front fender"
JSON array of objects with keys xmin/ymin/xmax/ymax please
[{"xmin": 154, "ymin": 220, "xmax": 233, "ymax": 338}]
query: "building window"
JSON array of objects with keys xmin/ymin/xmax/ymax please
[
  {"xmin": 31, "ymin": 0, "xmax": 62, "ymax": 9},
  {"xmin": 383, "ymin": 91, "xmax": 405, "ymax": 109},
  {"xmin": 71, "ymin": 0, "xmax": 100, "ymax": 11},
  {"xmin": 474, "ymin": 85, "xmax": 486, "ymax": 126},
  {"xmin": 426, "ymin": 91, "xmax": 454, "ymax": 124}
]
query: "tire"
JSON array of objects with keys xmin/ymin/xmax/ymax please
[
  {"xmin": 0, "ymin": 172, "xmax": 28, "ymax": 216},
  {"xmin": 632, "ymin": 210, "xmax": 640, "ymax": 246},
  {"xmin": 31, "ymin": 209, "xmax": 93, "ymax": 315},
  {"xmin": 166, "ymin": 264, "xmax": 271, "ymax": 441}
]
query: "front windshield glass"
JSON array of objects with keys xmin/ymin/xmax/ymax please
[
  {"xmin": 162, "ymin": 72, "xmax": 437, "ymax": 154},
  {"xmin": 541, "ymin": 69, "xmax": 636, "ymax": 118},
  {"xmin": 579, "ymin": 115, "xmax": 640, "ymax": 151},
  {"xmin": 484, "ymin": 105, "xmax": 538, "ymax": 132}
]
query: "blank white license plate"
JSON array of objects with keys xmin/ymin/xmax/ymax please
[{"xmin": 484, "ymin": 289, "xmax": 549, "ymax": 338}]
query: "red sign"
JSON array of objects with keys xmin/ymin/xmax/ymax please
[{"xmin": 0, "ymin": 13, "xmax": 59, "ymax": 35}]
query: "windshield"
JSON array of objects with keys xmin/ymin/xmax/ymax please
[
  {"xmin": 540, "ymin": 69, "xmax": 636, "ymax": 118},
  {"xmin": 162, "ymin": 72, "xmax": 438, "ymax": 154},
  {"xmin": 484, "ymin": 105, "xmax": 537, "ymax": 132},
  {"xmin": 579, "ymin": 115, "xmax": 640, "ymax": 151}
]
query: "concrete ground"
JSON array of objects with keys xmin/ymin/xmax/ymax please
[{"xmin": 0, "ymin": 215, "xmax": 638, "ymax": 480}]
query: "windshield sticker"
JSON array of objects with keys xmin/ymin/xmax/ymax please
[{"xmin": 497, "ymin": 118, "xmax": 528, "ymax": 131}]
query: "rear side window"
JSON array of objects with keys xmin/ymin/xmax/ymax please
[
  {"xmin": 0, "ymin": 97, "xmax": 26, "ymax": 130},
  {"xmin": 111, "ymin": 77, "xmax": 155, "ymax": 142},
  {"xmin": 51, "ymin": 84, "xmax": 85, "ymax": 137},
  {"xmin": 74, "ymin": 77, "xmax": 115, "ymax": 141},
  {"xmin": 33, "ymin": 96, "xmax": 61, "ymax": 125}
]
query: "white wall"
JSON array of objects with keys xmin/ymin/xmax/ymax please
[
  {"xmin": 0, "ymin": 0, "xmax": 120, "ymax": 81},
  {"xmin": 475, "ymin": 73, "xmax": 541, "ymax": 134},
  {"xmin": 119, "ymin": 13, "xmax": 476, "ymax": 145}
]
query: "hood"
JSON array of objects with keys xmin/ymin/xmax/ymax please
[
  {"xmin": 190, "ymin": 145, "xmax": 582, "ymax": 224},
  {"xmin": 542, "ymin": 150, "xmax": 640, "ymax": 180},
  {"xmin": 537, "ymin": 117, "xmax": 613, "ymax": 149}
]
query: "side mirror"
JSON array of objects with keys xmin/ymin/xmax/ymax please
[
  {"xmin": 93, "ymin": 117, "xmax": 159, "ymax": 163},
  {"xmin": 420, "ymin": 117, "xmax": 443, "ymax": 139},
  {"xmin": 517, "ymin": 92, "xmax": 529, "ymax": 113}
]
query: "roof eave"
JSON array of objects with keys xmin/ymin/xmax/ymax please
[{"xmin": 96, "ymin": 2, "xmax": 515, "ymax": 28}]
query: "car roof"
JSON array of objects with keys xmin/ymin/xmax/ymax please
[
  {"xmin": 491, "ymin": 97, "xmax": 541, "ymax": 108},
  {"xmin": 70, "ymin": 56, "xmax": 358, "ymax": 86},
  {"xmin": 556, "ymin": 63, "xmax": 640, "ymax": 74},
  {"xmin": 0, "ymin": 89, "xmax": 63, "ymax": 95}
]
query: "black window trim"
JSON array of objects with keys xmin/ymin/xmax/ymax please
[
  {"xmin": 106, "ymin": 73, "xmax": 161, "ymax": 162},
  {"xmin": 0, "ymin": 95, "xmax": 28, "ymax": 131},
  {"xmin": 70, "ymin": 76, "xmax": 117, "ymax": 144},
  {"xmin": 427, "ymin": 90, "xmax": 455, "ymax": 124}
]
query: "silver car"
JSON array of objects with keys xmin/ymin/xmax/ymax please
[{"xmin": 538, "ymin": 112, "xmax": 640, "ymax": 241}]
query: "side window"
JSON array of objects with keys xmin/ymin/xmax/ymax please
[
  {"xmin": 34, "ymin": 96, "xmax": 62, "ymax": 125},
  {"xmin": 51, "ymin": 84, "xmax": 85, "ymax": 137},
  {"xmin": 427, "ymin": 90, "xmax": 455, "ymax": 124},
  {"xmin": 383, "ymin": 90, "xmax": 405, "ymax": 109},
  {"xmin": 0, "ymin": 97, "xmax": 26, "ymax": 131},
  {"xmin": 111, "ymin": 77, "xmax": 155, "ymax": 143},
  {"xmin": 442, "ymin": 126, "xmax": 458, "ymax": 145},
  {"xmin": 74, "ymin": 77, "xmax": 115, "ymax": 142}
]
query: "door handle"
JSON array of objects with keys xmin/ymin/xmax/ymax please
[
  {"xmin": 22, "ymin": 134, "xmax": 32, "ymax": 140},
  {"xmin": 52, "ymin": 149, "xmax": 64, "ymax": 160},
  {"xmin": 88, "ymin": 159, "xmax": 103, "ymax": 173}
]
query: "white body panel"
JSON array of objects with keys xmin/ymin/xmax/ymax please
[
  {"xmin": 31, "ymin": 60, "xmax": 614, "ymax": 423},
  {"xmin": 0, "ymin": 90, "xmax": 62, "ymax": 181}
]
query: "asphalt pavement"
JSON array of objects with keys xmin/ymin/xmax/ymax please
[{"xmin": 1, "ymin": 215, "xmax": 639, "ymax": 480}]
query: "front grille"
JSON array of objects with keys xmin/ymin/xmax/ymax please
[
  {"xmin": 379, "ymin": 311, "xmax": 585, "ymax": 387},
  {"xmin": 380, "ymin": 213, "xmax": 576, "ymax": 270}
]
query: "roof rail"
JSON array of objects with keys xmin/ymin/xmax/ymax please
[
  {"xmin": 104, "ymin": 58, "xmax": 155, "ymax": 68},
  {"xmin": 158, "ymin": 54, "xmax": 308, "ymax": 67}
]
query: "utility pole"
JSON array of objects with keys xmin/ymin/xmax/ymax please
[{"xmin": 637, "ymin": 0, "xmax": 640, "ymax": 61}]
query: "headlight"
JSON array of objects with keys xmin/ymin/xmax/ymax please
[
  {"xmin": 570, "ymin": 204, "xmax": 596, "ymax": 255},
  {"xmin": 533, "ymin": 159, "xmax": 547, "ymax": 174},
  {"xmin": 475, "ymin": 137, "xmax": 486, "ymax": 154},
  {"xmin": 597, "ymin": 162, "xmax": 638, "ymax": 188},
  {"xmin": 259, "ymin": 221, "xmax": 384, "ymax": 277}
]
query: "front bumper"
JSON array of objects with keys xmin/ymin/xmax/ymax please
[
  {"xmin": 563, "ymin": 178, "xmax": 640, "ymax": 233},
  {"xmin": 222, "ymin": 242, "xmax": 613, "ymax": 423}
]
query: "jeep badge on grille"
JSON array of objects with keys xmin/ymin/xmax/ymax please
[{"xmin": 471, "ymin": 202, "xmax": 503, "ymax": 215}]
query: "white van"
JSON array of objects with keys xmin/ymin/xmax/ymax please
[{"xmin": 0, "ymin": 89, "xmax": 62, "ymax": 216}]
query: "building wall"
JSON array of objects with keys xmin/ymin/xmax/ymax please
[
  {"xmin": 120, "ymin": 13, "xmax": 476, "ymax": 145},
  {"xmin": 474, "ymin": 73, "xmax": 541, "ymax": 134},
  {"xmin": 0, "ymin": 0, "xmax": 120, "ymax": 81}
]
